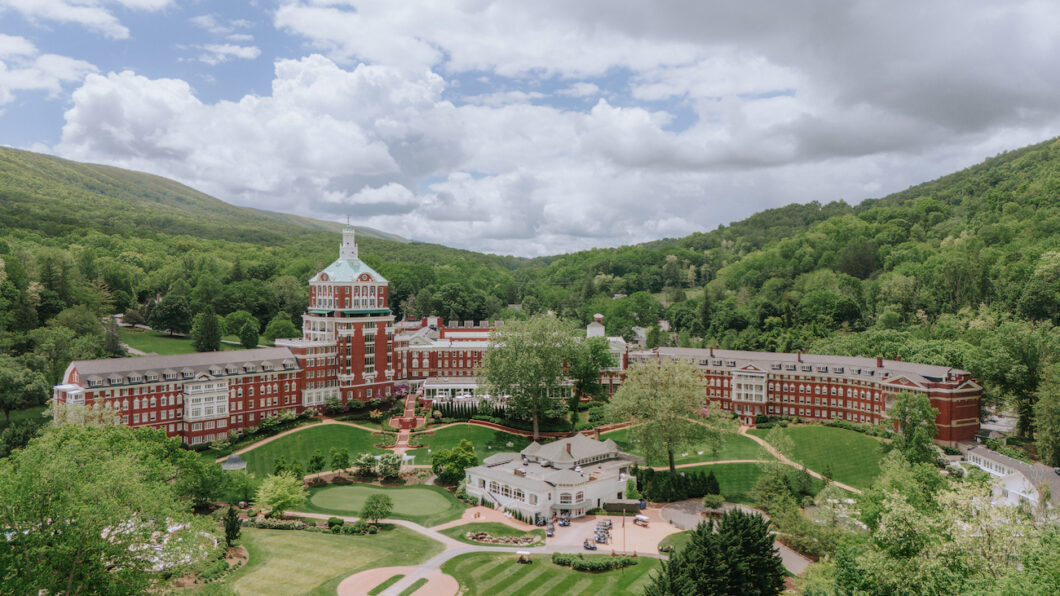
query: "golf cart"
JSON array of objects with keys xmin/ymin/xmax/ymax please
[
  {"xmin": 633, "ymin": 514, "xmax": 650, "ymax": 527},
  {"xmin": 516, "ymin": 551, "xmax": 533, "ymax": 564},
  {"xmin": 583, "ymin": 539, "xmax": 598, "ymax": 550}
]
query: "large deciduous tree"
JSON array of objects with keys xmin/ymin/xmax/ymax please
[
  {"xmin": 432, "ymin": 438, "xmax": 477, "ymax": 485},
  {"xmin": 148, "ymin": 293, "xmax": 192, "ymax": 335},
  {"xmin": 1033, "ymin": 364, "xmax": 1060, "ymax": 466},
  {"xmin": 480, "ymin": 314, "xmax": 577, "ymax": 441},
  {"xmin": 360, "ymin": 493, "xmax": 393, "ymax": 524},
  {"xmin": 606, "ymin": 358, "xmax": 735, "ymax": 474},
  {"xmin": 256, "ymin": 473, "xmax": 307, "ymax": 517},
  {"xmin": 888, "ymin": 391, "xmax": 939, "ymax": 465},
  {"xmin": 0, "ymin": 355, "xmax": 48, "ymax": 423},
  {"xmin": 263, "ymin": 312, "xmax": 300, "ymax": 342},
  {"xmin": 0, "ymin": 425, "xmax": 214, "ymax": 595}
]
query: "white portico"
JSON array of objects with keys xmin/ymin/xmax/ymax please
[{"xmin": 465, "ymin": 434, "xmax": 642, "ymax": 522}]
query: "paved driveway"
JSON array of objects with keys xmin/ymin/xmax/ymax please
[
  {"xmin": 660, "ymin": 499, "xmax": 813, "ymax": 575},
  {"xmin": 546, "ymin": 508, "xmax": 679, "ymax": 555}
]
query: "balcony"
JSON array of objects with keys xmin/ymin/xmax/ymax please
[
  {"xmin": 338, "ymin": 328, "xmax": 357, "ymax": 337},
  {"xmin": 338, "ymin": 373, "xmax": 357, "ymax": 386}
]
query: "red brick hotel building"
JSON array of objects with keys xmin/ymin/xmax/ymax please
[{"xmin": 52, "ymin": 227, "xmax": 980, "ymax": 445}]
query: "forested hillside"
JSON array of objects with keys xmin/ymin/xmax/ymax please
[{"xmin": 3, "ymin": 138, "xmax": 1060, "ymax": 451}]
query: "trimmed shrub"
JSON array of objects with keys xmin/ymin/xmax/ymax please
[
  {"xmin": 551, "ymin": 553, "xmax": 637, "ymax": 572},
  {"xmin": 327, "ymin": 517, "xmax": 344, "ymax": 529},
  {"xmin": 254, "ymin": 519, "xmax": 306, "ymax": 530}
]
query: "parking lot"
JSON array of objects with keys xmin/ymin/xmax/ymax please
[{"xmin": 544, "ymin": 507, "xmax": 680, "ymax": 554}]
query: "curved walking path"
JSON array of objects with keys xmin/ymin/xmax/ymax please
[
  {"xmin": 290, "ymin": 507, "xmax": 674, "ymax": 596},
  {"xmin": 738, "ymin": 426, "xmax": 862, "ymax": 494},
  {"xmin": 213, "ymin": 417, "xmax": 384, "ymax": 464},
  {"xmin": 660, "ymin": 499, "xmax": 815, "ymax": 575}
]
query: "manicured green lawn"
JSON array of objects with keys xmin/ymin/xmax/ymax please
[
  {"xmin": 405, "ymin": 423, "xmax": 532, "ymax": 465},
  {"xmin": 222, "ymin": 526, "xmax": 443, "ymax": 596},
  {"xmin": 368, "ymin": 574, "xmax": 405, "ymax": 595},
  {"xmin": 601, "ymin": 428, "xmax": 772, "ymax": 467},
  {"xmin": 119, "ymin": 327, "xmax": 243, "ymax": 355},
  {"xmin": 0, "ymin": 405, "xmax": 48, "ymax": 431},
  {"xmin": 658, "ymin": 531, "xmax": 690, "ymax": 554},
  {"xmin": 241, "ymin": 424, "xmax": 386, "ymax": 477},
  {"xmin": 301, "ymin": 483, "xmax": 467, "ymax": 527},
  {"xmin": 747, "ymin": 425, "xmax": 885, "ymax": 490},
  {"xmin": 438, "ymin": 522, "xmax": 546, "ymax": 547},
  {"xmin": 670, "ymin": 462, "xmax": 767, "ymax": 505},
  {"xmin": 441, "ymin": 551, "xmax": 661, "ymax": 595}
]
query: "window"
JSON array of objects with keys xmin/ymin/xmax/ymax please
[{"xmin": 560, "ymin": 493, "xmax": 572, "ymax": 504}]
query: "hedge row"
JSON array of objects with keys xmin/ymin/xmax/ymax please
[{"xmin": 551, "ymin": 553, "xmax": 638, "ymax": 571}]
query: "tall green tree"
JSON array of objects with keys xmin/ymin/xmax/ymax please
[
  {"xmin": 191, "ymin": 305, "xmax": 222, "ymax": 352},
  {"xmin": 888, "ymin": 391, "xmax": 939, "ymax": 465},
  {"xmin": 256, "ymin": 473, "xmax": 306, "ymax": 517},
  {"xmin": 103, "ymin": 316, "xmax": 126, "ymax": 357},
  {"xmin": 566, "ymin": 336, "xmax": 617, "ymax": 429},
  {"xmin": 239, "ymin": 320, "xmax": 259, "ymax": 349},
  {"xmin": 263, "ymin": 312, "xmax": 300, "ymax": 342},
  {"xmin": 480, "ymin": 314, "xmax": 577, "ymax": 441},
  {"xmin": 0, "ymin": 356, "xmax": 49, "ymax": 423},
  {"xmin": 432, "ymin": 438, "xmax": 477, "ymax": 485},
  {"xmin": 360, "ymin": 493, "xmax": 393, "ymax": 524},
  {"xmin": 330, "ymin": 446, "xmax": 350, "ymax": 472},
  {"xmin": 1034, "ymin": 364, "xmax": 1060, "ymax": 466},
  {"xmin": 149, "ymin": 293, "xmax": 192, "ymax": 335},
  {"xmin": 645, "ymin": 510, "xmax": 785, "ymax": 595},
  {"xmin": 223, "ymin": 506, "xmax": 241, "ymax": 547},
  {"xmin": 0, "ymin": 425, "xmax": 212, "ymax": 595},
  {"xmin": 606, "ymin": 358, "xmax": 735, "ymax": 474}
]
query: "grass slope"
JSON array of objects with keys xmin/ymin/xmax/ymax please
[
  {"xmin": 302, "ymin": 483, "xmax": 467, "ymax": 527},
  {"xmin": 601, "ymin": 428, "xmax": 772, "ymax": 467},
  {"xmin": 119, "ymin": 328, "xmax": 243, "ymax": 355},
  {"xmin": 406, "ymin": 424, "xmax": 532, "ymax": 465},
  {"xmin": 0, "ymin": 146, "xmax": 400, "ymax": 244},
  {"xmin": 438, "ymin": 522, "xmax": 546, "ymax": 547},
  {"xmin": 240, "ymin": 424, "xmax": 386, "ymax": 477},
  {"xmin": 747, "ymin": 425, "xmax": 885, "ymax": 490},
  {"xmin": 0, "ymin": 405, "xmax": 48, "ymax": 431},
  {"xmin": 223, "ymin": 526, "xmax": 442, "ymax": 596},
  {"xmin": 441, "ymin": 552, "xmax": 661, "ymax": 596}
]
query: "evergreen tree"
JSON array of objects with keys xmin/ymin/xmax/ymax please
[
  {"xmin": 699, "ymin": 291, "xmax": 713, "ymax": 334},
  {"xmin": 645, "ymin": 511, "xmax": 785, "ymax": 595},
  {"xmin": 103, "ymin": 317, "xmax": 125, "ymax": 357},
  {"xmin": 239, "ymin": 320, "xmax": 259, "ymax": 349},
  {"xmin": 223, "ymin": 506, "xmax": 241, "ymax": 547},
  {"xmin": 191, "ymin": 306, "xmax": 221, "ymax": 352},
  {"xmin": 705, "ymin": 470, "xmax": 720, "ymax": 496}
]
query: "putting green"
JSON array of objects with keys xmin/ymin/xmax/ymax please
[{"xmin": 310, "ymin": 485, "xmax": 454, "ymax": 517}]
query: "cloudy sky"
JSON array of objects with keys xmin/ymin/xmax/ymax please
[{"xmin": 2, "ymin": 1, "xmax": 1059, "ymax": 256}]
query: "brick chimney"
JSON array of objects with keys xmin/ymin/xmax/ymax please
[
  {"xmin": 709, "ymin": 346, "xmax": 714, "ymax": 357},
  {"xmin": 566, "ymin": 442, "xmax": 572, "ymax": 455},
  {"xmin": 876, "ymin": 356, "xmax": 883, "ymax": 368},
  {"xmin": 797, "ymin": 350, "xmax": 803, "ymax": 363},
  {"xmin": 896, "ymin": 354, "xmax": 902, "ymax": 362}
]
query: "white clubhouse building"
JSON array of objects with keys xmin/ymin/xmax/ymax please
[{"xmin": 465, "ymin": 434, "xmax": 642, "ymax": 522}]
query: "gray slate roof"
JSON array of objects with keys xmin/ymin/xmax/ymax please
[
  {"xmin": 636, "ymin": 347, "xmax": 972, "ymax": 385},
  {"xmin": 969, "ymin": 446, "xmax": 1060, "ymax": 504},
  {"xmin": 71, "ymin": 347, "xmax": 300, "ymax": 380}
]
